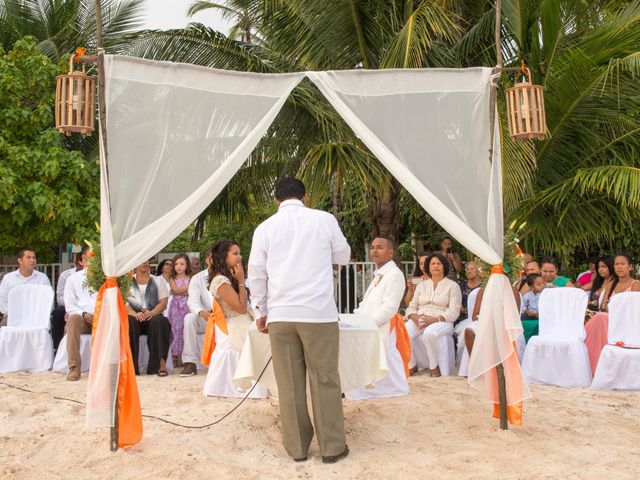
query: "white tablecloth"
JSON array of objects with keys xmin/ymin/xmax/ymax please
[{"xmin": 233, "ymin": 314, "xmax": 389, "ymax": 395}]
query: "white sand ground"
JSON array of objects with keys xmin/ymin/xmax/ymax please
[{"xmin": 1, "ymin": 371, "xmax": 639, "ymax": 480}]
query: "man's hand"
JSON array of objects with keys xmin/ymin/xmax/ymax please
[
  {"xmin": 85, "ymin": 313, "xmax": 94, "ymax": 324},
  {"xmin": 256, "ymin": 316, "xmax": 268, "ymax": 334},
  {"xmin": 199, "ymin": 310, "xmax": 211, "ymax": 321}
]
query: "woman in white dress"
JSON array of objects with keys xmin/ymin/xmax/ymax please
[
  {"xmin": 202, "ymin": 239, "xmax": 267, "ymax": 398},
  {"xmin": 405, "ymin": 253, "xmax": 462, "ymax": 377}
]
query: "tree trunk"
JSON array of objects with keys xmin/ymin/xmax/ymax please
[
  {"xmin": 370, "ymin": 174, "xmax": 401, "ymax": 243},
  {"xmin": 332, "ymin": 171, "xmax": 343, "ymax": 225}
]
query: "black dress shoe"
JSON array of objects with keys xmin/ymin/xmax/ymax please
[
  {"xmin": 293, "ymin": 456, "xmax": 307, "ymax": 462},
  {"xmin": 322, "ymin": 445, "xmax": 349, "ymax": 464}
]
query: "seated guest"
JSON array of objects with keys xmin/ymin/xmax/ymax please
[
  {"xmin": 521, "ymin": 273, "xmax": 545, "ymax": 342},
  {"xmin": 517, "ymin": 260, "xmax": 541, "ymax": 295},
  {"xmin": 458, "ymin": 261, "xmax": 482, "ymax": 321},
  {"xmin": 405, "ymin": 253, "xmax": 462, "ymax": 377},
  {"xmin": 346, "ymin": 237, "xmax": 408, "ymax": 399},
  {"xmin": 0, "ymin": 248, "xmax": 51, "ymax": 327},
  {"xmin": 404, "ymin": 251, "xmax": 430, "ymax": 306},
  {"xmin": 190, "ymin": 256, "xmax": 202, "ymax": 274},
  {"xmin": 540, "ymin": 256, "xmax": 574, "ymax": 287},
  {"xmin": 577, "ymin": 256, "xmax": 598, "ymax": 289},
  {"xmin": 435, "ymin": 236, "xmax": 463, "ymax": 281},
  {"xmin": 585, "ymin": 254, "xmax": 639, "ymax": 374},
  {"xmin": 600, "ymin": 254, "xmax": 640, "ymax": 311},
  {"xmin": 180, "ymin": 246, "xmax": 213, "ymax": 377},
  {"xmin": 52, "ymin": 246, "xmax": 90, "ymax": 352},
  {"xmin": 126, "ymin": 260, "xmax": 172, "ymax": 376},
  {"xmin": 155, "ymin": 259, "xmax": 173, "ymax": 290},
  {"xmin": 63, "ymin": 257, "xmax": 97, "ymax": 381},
  {"xmin": 584, "ymin": 256, "xmax": 615, "ymax": 313},
  {"xmin": 203, "ymin": 240, "xmax": 266, "ymax": 398}
]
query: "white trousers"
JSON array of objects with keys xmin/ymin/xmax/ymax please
[
  {"xmin": 406, "ymin": 320, "xmax": 454, "ymax": 371},
  {"xmin": 182, "ymin": 312, "xmax": 207, "ymax": 365}
]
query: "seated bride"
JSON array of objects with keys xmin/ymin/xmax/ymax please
[{"xmin": 202, "ymin": 239, "xmax": 267, "ymax": 399}]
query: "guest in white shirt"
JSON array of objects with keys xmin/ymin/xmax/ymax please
[
  {"xmin": 346, "ymin": 237, "xmax": 408, "ymax": 400},
  {"xmin": 51, "ymin": 246, "xmax": 90, "ymax": 351},
  {"xmin": 248, "ymin": 178, "xmax": 351, "ymax": 464},
  {"xmin": 405, "ymin": 252, "xmax": 462, "ymax": 377},
  {"xmin": 64, "ymin": 259, "xmax": 97, "ymax": 381},
  {"xmin": 180, "ymin": 246, "xmax": 213, "ymax": 377},
  {"xmin": 0, "ymin": 248, "xmax": 51, "ymax": 326}
]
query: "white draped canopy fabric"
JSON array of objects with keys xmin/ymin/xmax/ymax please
[{"xmin": 88, "ymin": 55, "xmax": 510, "ymax": 431}]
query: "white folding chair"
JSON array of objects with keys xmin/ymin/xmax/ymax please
[
  {"xmin": 0, "ymin": 284, "xmax": 54, "ymax": 373},
  {"xmin": 522, "ymin": 288, "xmax": 591, "ymax": 387},
  {"xmin": 591, "ymin": 292, "xmax": 640, "ymax": 390},
  {"xmin": 52, "ymin": 334, "xmax": 92, "ymax": 373}
]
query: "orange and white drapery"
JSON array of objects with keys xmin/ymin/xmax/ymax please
[
  {"xmin": 467, "ymin": 267, "xmax": 531, "ymax": 425},
  {"xmin": 88, "ymin": 56, "xmax": 521, "ymax": 447}
]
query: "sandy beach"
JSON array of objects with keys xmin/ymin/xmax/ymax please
[{"xmin": 1, "ymin": 370, "xmax": 639, "ymax": 480}]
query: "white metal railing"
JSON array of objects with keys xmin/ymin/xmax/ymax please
[
  {"xmin": 0, "ymin": 261, "xmax": 415, "ymax": 312},
  {"xmin": 334, "ymin": 261, "xmax": 414, "ymax": 313},
  {"xmin": 0, "ymin": 263, "xmax": 65, "ymax": 292}
]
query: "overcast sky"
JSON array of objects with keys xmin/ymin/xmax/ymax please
[{"xmin": 143, "ymin": 0, "xmax": 232, "ymax": 33}]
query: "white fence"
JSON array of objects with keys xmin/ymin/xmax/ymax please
[{"xmin": 0, "ymin": 261, "xmax": 416, "ymax": 311}]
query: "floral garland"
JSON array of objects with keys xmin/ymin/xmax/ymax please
[
  {"xmin": 476, "ymin": 222, "xmax": 526, "ymax": 286},
  {"xmin": 83, "ymin": 240, "xmax": 133, "ymax": 300}
]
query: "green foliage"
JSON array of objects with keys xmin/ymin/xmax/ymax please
[
  {"xmin": 84, "ymin": 240, "xmax": 132, "ymax": 298},
  {"xmin": 0, "ymin": 37, "xmax": 99, "ymax": 254}
]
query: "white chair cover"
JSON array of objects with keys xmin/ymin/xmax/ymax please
[
  {"xmin": 522, "ymin": 288, "xmax": 591, "ymax": 387},
  {"xmin": 53, "ymin": 334, "xmax": 92, "ymax": 373},
  {"xmin": 203, "ymin": 321, "xmax": 267, "ymax": 398},
  {"xmin": 406, "ymin": 320, "xmax": 455, "ymax": 376},
  {"xmin": 0, "ymin": 284, "xmax": 54, "ymax": 373},
  {"xmin": 455, "ymin": 288, "xmax": 481, "ymax": 362},
  {"xmin": 138, "ymin": 335, "xmax": 174, "ymax": 373},
  {"xmin": 592, "ymin": 292, "xmax": 640, "ymax": 390},
  {"xmin": 346, "ymin": 328, "xmax": 409, "ymax": 400}
]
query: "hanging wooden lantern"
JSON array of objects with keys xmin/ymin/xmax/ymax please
[
  {"xmin": 505, "ymin": 68, "xmax": 546, "ymax": 141},
  {"xmin": 55, "ymin": 51, "xmax": 96, "ymax": 136}
]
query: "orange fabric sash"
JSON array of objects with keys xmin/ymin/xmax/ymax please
[
  {"xmin": 490, "ymin": 340, "xmax": 524, "ymax": 426},
  {"xmin": 91, "ymin": 278, "xmax": 143, "ymax": 447},
  {"xmin": 390, "ymin": 314, "xmax": 412, "ymax": 378},
  {"xmin": 200, "ymin": 299, "xmax": 227, "ymax": 367}
]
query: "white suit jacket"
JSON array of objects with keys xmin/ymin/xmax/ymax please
[
  {"xmin": 187, "ymin": 269, "xmax": 212, "ymax": 316},
  {"xmin": 354, "ymin": 260, "xmax": 405, "ymax": 348}
]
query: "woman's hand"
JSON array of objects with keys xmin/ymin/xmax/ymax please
[{"xmin": 232, "ymin": 262, "xmax": 245, "ymax": 284}]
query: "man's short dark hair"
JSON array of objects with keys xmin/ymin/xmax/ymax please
[
  {"xmin": 372, "ymin": 236, "xmax": 395, "ymax": 250},
  {"xmin": 274, "ymin": 178, "xmax": 305, "ymax": 201},
  {"xmin": 17, "ymin": 248, "xmax": 35, "ymax": 259}
]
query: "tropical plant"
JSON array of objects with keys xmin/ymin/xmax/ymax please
[
  {"xmin": 0, "ymin": 37, "xmax": 100, "ymax": 256},
  {"xmin": 187, "ymin": 0, "xmax": 261, "ymax": 43},
  {"xmin": 0, "ymin": 0, "xmax": 146, "ymax": 62}
]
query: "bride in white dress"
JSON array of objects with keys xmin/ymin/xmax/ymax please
[{"xmin": 202, "ymin": 239, "xmax": 267, "ymax": 398}]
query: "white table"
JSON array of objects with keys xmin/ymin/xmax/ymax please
[{"xmin": 233, "ymin": 314, "xmax": 389, "ymax": 395}]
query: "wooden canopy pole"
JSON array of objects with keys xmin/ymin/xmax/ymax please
[
  {"xmin": 93, "ymin": 0, "xmax": 117, "ymax": 452},
  {"xmin": 489, "ymin": 0, "xmax": 509, "ymax": 431}
]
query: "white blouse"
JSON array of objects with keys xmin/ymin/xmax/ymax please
[{"xmin": 405, "ymin": 277, "xmax": 462, "ymax": 323}]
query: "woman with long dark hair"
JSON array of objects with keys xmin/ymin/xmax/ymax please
[
  {"xmin": 404, "ymin": 251, "xmax": 431, "ymax": 305},
  {"xmin": 585, "ymin": 253, "xmax": 640, "ymax": 375},
  {"xmin": 202, "ymin": 239, "xmax": 267, "ymax": 398}
]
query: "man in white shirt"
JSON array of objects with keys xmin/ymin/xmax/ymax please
[
  {"xmin": 0, "ymin": 248, "xmax": 52, "ymax": 326},
  {"xmin": 52, "ymin": 246, "xmax": 90, "ymax": 351},
  {"xmin": 64, "ymin": 259, "xmax": 97, "ymax": 381},
  {"xmin": 346, "ymin": 237, "xmax": 409, "ymax": 400},
  {"xmin": 249, "ymin": 178, "xmax": 351, "ymax": 464},
  {"xmin": 180, "ymin": 246, "xmax": 213, "ymax": 377}
]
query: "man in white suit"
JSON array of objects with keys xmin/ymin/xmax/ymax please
[{"xmin": 346, "ymin": 237, "xmax": 409, "ymax": 400}]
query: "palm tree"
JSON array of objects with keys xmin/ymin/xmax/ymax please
[
  {"xmin": 0, "ymin": 0, "xmax": 146, "ymax": 61},
  {"xmin": 187, "ymin": 0, "xmax": 260, "ymax": 43},
  {"xmin": 128, "ymin": 0, "xmax": 640, "ymax": 257}
]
